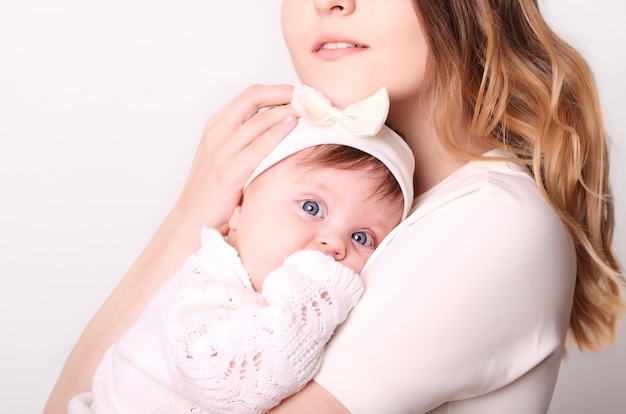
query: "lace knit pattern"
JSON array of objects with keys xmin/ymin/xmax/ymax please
[
  {"xmin": 68, "ymin": 229, "xmax": 364, "ymax": 414},
  {"xmin": 166, "ymin": 230, "xmax": 364, "ymax": 413}
]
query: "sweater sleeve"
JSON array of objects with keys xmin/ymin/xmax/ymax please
[{"xmin": 166, "ymin": 249, "xmax": 364, "ymax": 414}]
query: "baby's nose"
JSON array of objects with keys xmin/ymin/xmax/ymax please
[{"xmin": 314, "ymin": 232, "xmax": 346, "ymax": 260}]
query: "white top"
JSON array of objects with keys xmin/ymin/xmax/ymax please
[
  {"xmin": 68, "ymin": 229, "xmax": 364, "ymax": 414},
  {"xmin": 314, "ymin": 150, "xmax": 576, "ymax": 414}
]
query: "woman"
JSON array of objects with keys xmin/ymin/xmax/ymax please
[{"xmin": 46, "ymin": 0, "xmax": 624, "ymax": 413}]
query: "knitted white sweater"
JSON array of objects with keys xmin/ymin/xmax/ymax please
[{"xmin": 68, "ymin": 228, "xmax": 364, "ymax": 413}]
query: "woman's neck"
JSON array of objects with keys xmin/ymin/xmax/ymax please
[{"xmin": 388, "ymin": 96, "xmax": 488, "ymax": 196}]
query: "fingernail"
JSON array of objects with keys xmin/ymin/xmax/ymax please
[{"xmin": 282, "ymin": 114, "xmax": 294, "ymax": 124}]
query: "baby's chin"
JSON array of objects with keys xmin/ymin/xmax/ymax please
[{"xmin": 249, "ymin": 266, "xmax": 276, "ymax": 293}]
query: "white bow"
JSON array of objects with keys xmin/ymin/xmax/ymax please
[{"xmin": 291, "ymin": 85, "xmax": 390, "ymax": 137}]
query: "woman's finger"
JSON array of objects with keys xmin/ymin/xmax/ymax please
[
  {"xmin": 227, "ymin": 106, "xmax": 300, "ymax": 182},
  {"xmin": 205, "ymin": 105, "xmax": 299, "ymax": 194},
  {"xmin": 224, "ymin": 103, "xmax": 298, "ymax": 155},
  {"xmin": 202, "ymin": 84, "xmax": 295, "ymax": 144}
]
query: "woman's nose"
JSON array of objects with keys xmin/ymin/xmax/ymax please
[{"xmin": 313, "ymin": 0, "xmax": 356, "ymax": 15}]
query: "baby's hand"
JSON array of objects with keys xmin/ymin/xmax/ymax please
[{"xmin": 263, "ymin": 250, "xmax": 364, "ymax": 324}]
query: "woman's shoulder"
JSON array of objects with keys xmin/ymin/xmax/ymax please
[
  {"xmin": 414, "ymin": 151, "xmax": 549, "ymax": 220},
  {"xmin": 368, "ymin": 152, "xmax": 574, "ymax": 271}
]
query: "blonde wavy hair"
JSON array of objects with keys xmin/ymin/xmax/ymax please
[{"xmin": 414, "ymin": 0, "xmax": 624, "ymax": 351}]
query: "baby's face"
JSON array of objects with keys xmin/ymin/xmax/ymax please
[{"xmin": 227, "ymin": 154, "xmax": 403, "ymax": 291}]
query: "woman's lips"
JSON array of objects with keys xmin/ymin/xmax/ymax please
[{"xmin": 313, "ymin": 37, "xmax": 368, "ymax": 61}]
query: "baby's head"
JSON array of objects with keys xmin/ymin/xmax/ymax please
[{"xmin": 227, "ymin": 86, "xmax": 414, "ymax": 291}]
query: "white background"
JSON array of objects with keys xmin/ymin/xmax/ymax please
[{"xmin": 0, "ymin": 1, "xmax": 624, "ymax": 413}]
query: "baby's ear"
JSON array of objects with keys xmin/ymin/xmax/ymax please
[{"xmin": 228, "ymin": 205, "xmax": 242, "ymax": 232}]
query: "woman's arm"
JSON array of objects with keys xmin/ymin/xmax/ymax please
[
  {"xmin": 44, "ymin": 85, "xmax": 297, "ymax": 414},
  {"xmin": 270, "ymin": 381, "xmax": 350, "ymax": 414}
]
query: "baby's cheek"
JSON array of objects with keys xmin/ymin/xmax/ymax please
[{"xmin": 345, "ymin": 255, "xmax": 368, "ymax": 275}]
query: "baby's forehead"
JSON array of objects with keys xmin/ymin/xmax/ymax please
[{"xmin": 285, "ymin": 154, "xmax": 403, "ymax": 206}]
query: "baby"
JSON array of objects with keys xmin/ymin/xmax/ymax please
[{"xmin": 68, "ymin": 85, "xmax": 414, "ymax": 414}]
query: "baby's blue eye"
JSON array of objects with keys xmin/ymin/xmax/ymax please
[
  {"xmin": 352, "ymin": 231, "xmax": 374, "ymax": 247},
  {"xmin": 301, "ymin": 200, "xmax": 323, "ymax": 217}
]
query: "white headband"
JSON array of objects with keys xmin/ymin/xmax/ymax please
[{"xmin": 245, "ymin": 85, "xmax": 415, "ymax": 219}]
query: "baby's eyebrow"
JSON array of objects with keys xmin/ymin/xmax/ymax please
[
  {"xmin": 360, "ymin": 217, "xmax": 394, "ymax": 241},
  {"xmin": 293, "ymin": 173, "xmax": 334, "ymax": 193}
]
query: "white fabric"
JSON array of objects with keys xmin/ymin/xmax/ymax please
[
  {"xmin": 314, "ymin": 150, "xmax": 577, "ymax": 414},
  {"xmin": 291, "ymin": 85, "xmax": 389, "ymax": 137},
  {"xmin": 69, "ymin": 228, "xmax": 364, "ymax": 414},
  {"xmin": 245, "ymin": 118, "xmax": 415, "ymax": 219},
  {"xmin": 246, "ymin": 85, "xmax": 415, "ymax": 219}
]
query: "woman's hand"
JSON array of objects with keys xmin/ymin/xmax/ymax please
[{"xmin": 175, "ymin": 84, "xmax": 298, "ymax": 234}]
